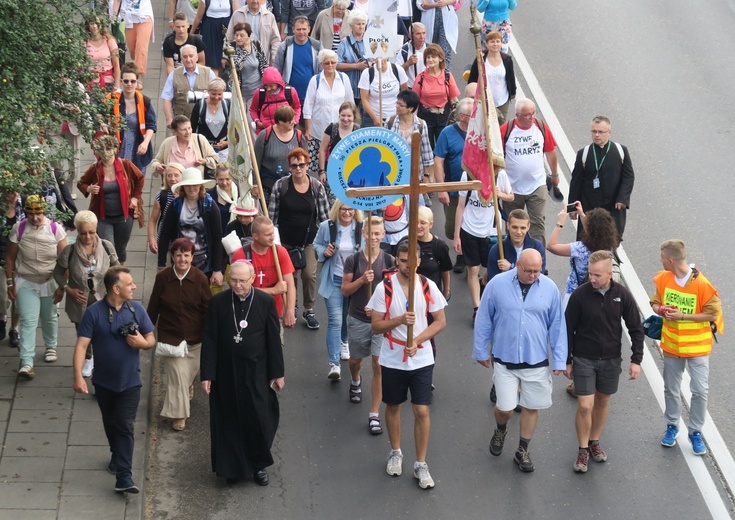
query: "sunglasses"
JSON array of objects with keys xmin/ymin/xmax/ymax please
[
  {"xmin": 122, "ymin": 79, "xmax": 137, "ymax": 84},
  {"xmin": 290, "ymin": 163, "xmax": 307, "ymax": 169}
]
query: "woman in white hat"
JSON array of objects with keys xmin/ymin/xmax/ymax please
[{"xmin": 157, "ymin": 168, "xmax": 225, "ymax": 289}]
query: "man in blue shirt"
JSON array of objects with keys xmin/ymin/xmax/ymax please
[
  {"xmin": 434, "ymin": 97, "xmax": 473, "ymax": 274},
  {"xmin": 472, "ymin": 249, "xmax": 567, "ymax": 473},
  {"xmin": 73, "ymin": 267, "xmax": 156, "ymax": 493},
  {"xmin": 273, "ymin": 16, "xmax": 323, "ymax": 123}
]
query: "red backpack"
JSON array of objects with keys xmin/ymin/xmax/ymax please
[{"xmin": 381, "ymin": 269, "xmax": 434, "ymax": 362}]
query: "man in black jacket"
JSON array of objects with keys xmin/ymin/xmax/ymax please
[
  {"xmin": 568, "ymin": 115, "xmax": 634, "ymax": 241},
  {"xmin": 564, "ymin": 250, "xmax": 644, "ymax": 474}
]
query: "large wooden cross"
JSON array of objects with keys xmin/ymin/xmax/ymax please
[{"xmin": 346, "ymin": 132, "xmax": 482, "ymax": 352}]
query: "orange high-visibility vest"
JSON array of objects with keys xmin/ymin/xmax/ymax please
[
  {"xmin": 654, "ymin": 270, "xmax": 724, "ymax": 358},
  {"xmin": 107, "ymin": 90, "xmax": 147, "ymax": 144}
]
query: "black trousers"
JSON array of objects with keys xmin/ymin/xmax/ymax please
[{"xmin": 95, "ymin": 384, "xmax": 141, "ymax": 480}]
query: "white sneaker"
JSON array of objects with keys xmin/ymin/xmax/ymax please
[
  {"xmin": 18, "ymin": 364, "xmax": 35, "ymax": 379},
  {"xmin": 414, "ymin": 462, "xmax": 435, "ymax": 489},
  {"xmin": 386, "ymin": 451, "xmax": 403, "ymax": 476},
  {"xmin": 340, "ymin": 342, "xmax": 350, "ymax": 360},
  {"xmin": 327, "ymin": 363, "xmax": 341, "ymax": 380},
  {"xmin": 82, "ymin": 358, "xmax": 94, "ymax": 378}
]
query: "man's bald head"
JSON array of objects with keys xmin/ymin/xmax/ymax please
[{"xmin": 517, "ymin": 249, "xmax": 542, "ymax": 283}]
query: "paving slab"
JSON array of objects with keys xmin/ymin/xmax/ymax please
[
  {"xmin": 0, "ymin": 456, "xmax": 65, "ymax": 482},
  {"xmin": 61, "ymin": 469, "xmax": 123, "ymax": 496},
  {"xmin": 11, "ymin": 387, "xmax": 74, "ymax": 410},
  {"xmin": 71, "ymin": 396, "xmax": 103, "ymax": 422},
  {"xmin": 7, "ymin": 409, "xmax": 72, "ymax": 433},
  {"xmin": 0, "ymin": 510, "xmax": 58, "ymax": 520},
  {"xmin": 68, "ymin": 420, "xmax": 108, "ymax": 447},
  {"xmin": 58, "ymin": 495, "xmax": 127, "ymax": 520},
  {"xmin": 0, "ymin": 482, "xmax": 60, "ymax": 509},
  {"xmin": 64, "ymin": 445, "xmax": 112, "ymax": 470},
  {"xmin": 0, "ymin": 399, "xmax": 10, "ymax": 421},
  {"xmin": 20, "ymin": 367, "xmax": 70, "ymax": 389},
  {"xmin": 0, "ymin": 376, "xmax": 16, "ymax": 399},
  {"xmin": 4, "ymin": 432, "xmax": 69, "ymax": 458}
]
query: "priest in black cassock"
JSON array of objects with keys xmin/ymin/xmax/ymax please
[{"xmin": 201, "ymin": 260, "xmax": 285, "ymax": 486}]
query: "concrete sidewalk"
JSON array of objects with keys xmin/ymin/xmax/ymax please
[{"xmin": 0, "ymin": 2, "xmax": 169, "ymax": 518}]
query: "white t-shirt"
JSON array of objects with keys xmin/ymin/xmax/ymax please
[
  {"xmin": 485, "ymin": 58, "xmax": 508, "ymax": 107},
  {"xmin": 333, "ymin": 223, "xmax": 354, "ymax": 277},
  {"xmin": 368, "ymin": 273, "xmax": 447, "ymax": 370},
  {"xmin": 395, "ymin": 42, "xmax": 427, "ymax": 88},
  {"xmin": 503, "ymin": 123, "xmax": 548, "ymax": 196},
  {"xmin": 458, "ymin": 170, "xmax": 512, "ymax": 238},
  {"xmin": 358, "ymin": 64, "xmax": 408, "ymax": 120}
]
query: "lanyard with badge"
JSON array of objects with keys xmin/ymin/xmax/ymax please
[{"xmin": 592, "ymin": 142, "xmax": 611, "ymax": 189}]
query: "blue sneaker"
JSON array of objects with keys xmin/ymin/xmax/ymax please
[
  {"xmin": 661, "ymin": 425, "xmax": 679, "ymax": 447},
  {"xmin": 689, "ymin": 431, "xmax": 707, "ymax": 455}
]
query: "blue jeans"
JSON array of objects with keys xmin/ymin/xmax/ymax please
[
  {"xmin": 324, "ymin": 275, "xmax": 348, "ymax": 365},
  {"xmin": 95, "ymin": 384, "xmax": 141, "ymax": 482}
]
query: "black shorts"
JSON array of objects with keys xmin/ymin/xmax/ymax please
[
  {"xmin": 459, "ymin": 229, "xmax": 490, "ymax": 267},
  {"xmin": 573, "ymin": 357, "xmax": 623, "ymax": 396},
  {"xmin": 381, "ymin": 365, "xmax": 434, "ymax": 406}
]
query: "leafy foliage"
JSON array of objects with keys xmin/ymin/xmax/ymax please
[{"xmin": 0, "ymin": 0, "xmax": 108, "ymax": 202}]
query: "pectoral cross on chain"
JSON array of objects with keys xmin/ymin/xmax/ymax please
[{"xmin": 233, "ymin": 334, "xmax": 242, "ymax": 343}]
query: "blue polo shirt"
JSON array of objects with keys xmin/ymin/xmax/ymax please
[
  {"xmin": 78, "ymin": 299, "xmax": 154, "ymax": 393},
  {"xmin": 434, "ymin": 123, "xmax": 466, "ymax": 197}
]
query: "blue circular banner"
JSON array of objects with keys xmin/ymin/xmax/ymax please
[{"xmin": 326, "ymin": 127, "xmax": 411, "ymax": 210}]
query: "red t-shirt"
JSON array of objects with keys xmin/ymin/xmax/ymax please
[
  {"xmin": 231, "ymin": 245, "xmax": 295, "ymax": 316},
  {"xmin": 412, "ymin": 70, "xmax": 461, "ymax": 108}
]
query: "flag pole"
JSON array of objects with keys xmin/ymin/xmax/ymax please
[
  {"xmin": 470, "ymin": 3, "xmax": 504, "ymax": 260},
  {"xmin": 225, "ymin": 43, "xmax": 283, "ymax": 283}
]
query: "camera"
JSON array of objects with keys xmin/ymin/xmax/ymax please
[
  {"xmin": 566, "ymin": 203, "xmax": 577, "ymax": 213},
  {"xmin": 118, "ymin": 322, "xmax": 140, "ymax": 337}
]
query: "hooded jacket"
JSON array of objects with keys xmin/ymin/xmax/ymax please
[{"xmin": 249, "ymin": 67, "xmax": 302, "ymax": 134}]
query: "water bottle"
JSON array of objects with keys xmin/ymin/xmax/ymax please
[{"xmin": 276, "ymin": 164, "xmax": 284, "ymax": 178}]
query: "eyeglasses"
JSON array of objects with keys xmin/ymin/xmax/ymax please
[
  {"xmin": 396, "ymin": 103, "xmax": 408, "ymax": 109},
  {"xmin": 230, "ymin": 276, "xmax": 254, "ymax": 285},
  {"xmin": 517, "ymin": 264, "xmax": 540, "ymax": 275},
  {"xmin": 290, "ymin": 163, "xmax": 307, "ymax": 169},
  {"xmin": 590, "ymin": 130, "xmax": 610, "ymax": 135},
  {"xmin": 458, "ymin": 112, "xmax": 471, "ymax": 118},
  {"xmin": 339, "ymin": 207, "xmax": 355, "ymax": 212},
  {"xmin": 517, "ymin": 111, "xmax": 536, "ymax": 119},
  {"xmin": 122, "ymin": 79, "xmax": 137, "ymax": 84},
  {"xmin": 322, "ymin": 61, "xmax": 337, "ymax": 65}
]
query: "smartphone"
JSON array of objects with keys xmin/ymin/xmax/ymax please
[{"xmin": 566, "ymin": 203, "xmax": 577, "ymax": 213}]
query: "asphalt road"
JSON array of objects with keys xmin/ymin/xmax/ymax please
[{"xmin": 145, "ymin": 2, "xmax": 735, "ymax": 518}]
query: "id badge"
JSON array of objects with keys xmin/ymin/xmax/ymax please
[{"xmin": 593, "ymin": 178, "xmax": 600, "ymax": 189}]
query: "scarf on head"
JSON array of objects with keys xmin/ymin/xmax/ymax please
[
  {"xmin": 216, "ymin": 183, "xmax": 239, "ymax": 223},
  {"xmin": 97, "ymin": 157, "xmax": 130, "ymax": 220}
]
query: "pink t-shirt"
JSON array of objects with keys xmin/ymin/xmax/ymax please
[
  {"xmin": 170, "ymin": 139, "xmax": 197, "ymax": 168},
  {"xmin": 412, "ymin": 70, "xmax": 461, "ymax": 108},
  {"xmin": 86, "ymin": 38, "xmax": 118, "ymax": 83}
]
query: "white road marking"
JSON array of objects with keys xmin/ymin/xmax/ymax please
[{"xmin": 508, "ymin": 36, "xmax": 734, "ymax": 520}]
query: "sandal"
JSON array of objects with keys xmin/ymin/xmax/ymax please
[
  {"xmin": 369, "ymin": 416, "xmax": 383, "ymax": 435},
  {"xmin": 566, "ymin": 382, "xmax": 578, "ymax": 398},
  {"xmin": 44, "ymin": 348, "xmax": 58, "ymax": 363},
  {"xmin": 349, "ymin": 381, "xmax": 362, "ymax": 404},
  {"xmin": 172, "ymin": 418, "xmax": 186, "ymax": 431}
]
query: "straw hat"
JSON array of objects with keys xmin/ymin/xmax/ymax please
[
  {"xmin": 230, "ymin": 193, "xmax": 260, "ymax": 217},
  {"xmin": 170, "ymin": 167, "xmax": 216, "ymax": 192}
]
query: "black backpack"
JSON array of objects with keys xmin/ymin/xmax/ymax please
[
  {"xmin": 258, "ymin": 86, "xmax": 293, "ymax": 109},
  {"xmin": 368, "ymin": 63, "xmax": 399, "ymax": 84}
]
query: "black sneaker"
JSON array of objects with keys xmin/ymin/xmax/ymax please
[
  {"xmin": 0, "ymin": 318, "xmax": 6, "ymax": 341},
  {"xmin": 489, "ymin": 428, "xmax": 507, "ymax": 456},
  {"xmin": 514, "ymin": 447, "xmax": 535, "ymax": 472},
  {"xmin": 114, "ymin": 476, "xmax": 140, "ymax": 493},
  {"xmin": 9, "ymin": 329, "xmax": 19, "ymax": 349},
  {"xmin": 302, "ymin": 311, "xmax": 320, "ymax": 330},
  {"xmin": 453, "ymin": 255, "xmax": 466, "ymax": 274}
]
